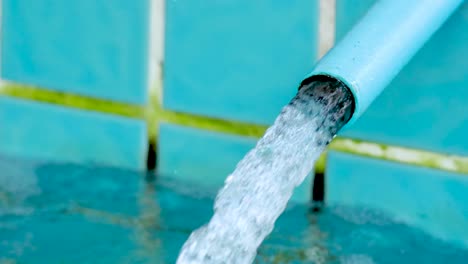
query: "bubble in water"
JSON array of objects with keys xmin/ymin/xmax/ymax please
[{"xmin": 177, "ymin": 76, "xmax": 354, "ymax": 264}]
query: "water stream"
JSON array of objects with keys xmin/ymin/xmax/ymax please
[{"xmin": 177, "ymin": 77, "xmax": 354, "ymax": 264}]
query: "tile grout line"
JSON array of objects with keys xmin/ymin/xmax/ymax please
[
  {"xmin": 318, "ymin": 0, "xmax": 336, "ymax": 58},
  {"xmin": 328, "ymin": 139, "xmax": 468, "ymax": 175},
  {"xmin": 150, "ymin": 0, "xmax": 165, "ymax": 103},
  {"xmin": 0, "ymin": 82, "xmax": 146, "ymax": 118}
]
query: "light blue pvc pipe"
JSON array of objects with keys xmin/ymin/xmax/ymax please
[{"xmin": 305, "ymin": 0, "xmax": 463, "ymax": 125}]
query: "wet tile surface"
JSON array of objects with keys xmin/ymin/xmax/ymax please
[
  {"xmin": 164, "ymin": 0, "xmax": 318, "ymax": 125},
  {"xmin": 1, "ymin": 0, "xmax": 150, "ymax": 104},
  {"xmin": 0, "ymin": 97, "xmax": 147, "ymax": 170},
  {"xmin": 326, "ymin": 151, "xmax": 468, "ymax": 247},
  {"xmin": 157, "ymin": 123, "xmax": 312, "ymax": 203}
]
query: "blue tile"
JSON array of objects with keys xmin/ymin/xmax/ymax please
[
  {"xmin": 335, "ymin": 0, "xmax": 377, "ymax": 42},
  {"xmin": 0, "ymin": 97, "xmax": 147, "ymax": 170},
  {"xmin": 336, "ymin": 2, "xmax": 468, "ymax": 156},
  {"xmin": 164, "ymin": 1, "xmax": 318, "ymax": 125},
  {"xmin": 1, "ymin": 0, "xmax": 150, "ymax": 104},
  {"xmin": 326, "ymin": 151, "xmax": 468, "ymax": 247},
  {"xmin": 157, "ymin": 123, "xmax": 312, "ymax": 203}
]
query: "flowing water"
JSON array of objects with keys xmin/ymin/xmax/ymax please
[{"xmin": 177, "ymin": 77, "xmax": 355, "ymax": 264}]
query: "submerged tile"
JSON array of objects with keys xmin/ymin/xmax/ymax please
[{"xmin": 2, "ymin": 154, "xmax": 468, "ymax": 263}]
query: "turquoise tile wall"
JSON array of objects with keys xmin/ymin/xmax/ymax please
[
  {"xmin": 336, "ymin": 1, "xmax": 468, "ymax": 156},
  {"xmin": 2, "ymin": 0, "xmax": 466, "ymax": 206},
  {"xmin": 0, "ymin": 98, "xmax": 147, "ymax": 170},
  {"xmin": 335, "ymin": 0, "xmax": 376, "ymax": 41},
  {"xmin": 157, "ymin": 123, "xmax": 312, "ymax": 203},
  {"xmin": 1, "ymin": 0, "xmax": 150, "ymax": 105},
  {"xmin": 326, "ymin": 151, "xmax": 468, "ymax": 247},
  {"xmin": 164, "ymin": 0, "xmax": 319, "ymax": 125}
]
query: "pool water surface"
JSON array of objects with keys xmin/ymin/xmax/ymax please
[{"xmin": 1, "ymin": 155, "xmax": 467, "ymax": 263}]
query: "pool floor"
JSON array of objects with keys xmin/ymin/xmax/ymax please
[{"xmin": 1, "ymin": 155, "xmax": 468, "ymax": 263}]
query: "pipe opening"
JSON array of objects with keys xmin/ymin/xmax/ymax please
[{"xmin": 299, "ymin": 74, "xmax": 356, "ymax": 127}]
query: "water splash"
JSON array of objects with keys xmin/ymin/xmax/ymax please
[{"xmin": 177, "ymin": 77, "xmax": 354, "ymax": 264}]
